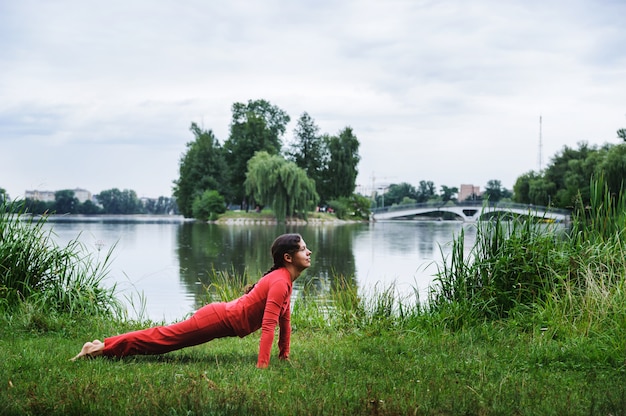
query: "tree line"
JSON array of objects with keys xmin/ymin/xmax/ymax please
[
  {"xmin": 173, "ymin": 99, "xmax": 365, "ymax": 221},
  {"xmin": 373, "ymin": 179, "xmax": 512, "ymax": 209},
  {"xmin": 375, "ymin": 127, "xmax": 626, "ymax": 211},
  {"xmin": 513, "ymin": 128, "xmax": 626, "ymax": 208},
  {"xmin": 3, "ymin": 107, "xmax": 622, "ymax": 218},
  {"xmin": 0, "ymin": 188, "xmax": 178, "ymax": 215}
]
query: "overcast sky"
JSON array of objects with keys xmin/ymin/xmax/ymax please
[{"xmin": 1, "ymin": 0, "xmax": 625, "ymax": 200}]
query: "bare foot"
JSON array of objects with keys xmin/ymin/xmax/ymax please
[{"xmin": 70, "ymin": 339, "xmax": 104, "ymax": 361}]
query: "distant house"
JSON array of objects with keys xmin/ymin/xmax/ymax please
[
  {"xmin": 72, "ymin": 188, "xmax": 92, "ymax": 203},
  {"xmin": 458, "ymin": 184, "xmax": 481, "ymax": 201},
  {"xmin": 24, "ymin": 190, "xmax": 56, "ymax": 202},
  {"xmin": 25, "ymin": 188, "xmax": 93, "ymax": 203}
]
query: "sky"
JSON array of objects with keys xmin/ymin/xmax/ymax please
[{"xmin": 1, "ymin": 0, "xmax": 625, "ymax": 200}]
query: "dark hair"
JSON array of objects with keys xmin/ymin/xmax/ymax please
[
  {"xmin": 265, "ymin": 233, "xmax": 303, "ymax": 276},
  {"xmin": 244, "ymin": 233, "xmax": 303, "ymax": 294}
]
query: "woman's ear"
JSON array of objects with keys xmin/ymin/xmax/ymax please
[{"xmin": 283, "ymin": 252, "xmax": 293, "ymax": 264}]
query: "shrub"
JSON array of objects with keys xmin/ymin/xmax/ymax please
[{"xmin": 192, "ymin": 189, "xmax": 226, "ymax": 221}]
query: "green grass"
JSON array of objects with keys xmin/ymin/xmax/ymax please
[
  {"xmin": 2, "ymin": 315, "xmax": 625, "ymax": 415},
  {"xmin": 214, "ymin": 208, "xmax": 342, "ymax": 223}
]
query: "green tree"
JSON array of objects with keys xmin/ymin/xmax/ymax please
[
  {"xmin": 55, "ymin": 190, "xmax": 79, "ymax": 214},
  {"xmin": 416, "ymin": 180, "xmax": 436, "ymax": 203},
  {"xmin": 512, "ymin": 171, "xmax": 536, "ymax": 204},
  {"xmin": 528, "ymin": 177, "xmax": 556, "ymax": 206},
  {"xmin": 439, "ymin": 185, "xmax": 458, "ymax": 203},
  {"xmin": 223, "ymin": 99, "xmax": 290, "ymax": 208},
  {"xmin": 192, "ymin": 190, "xmax": 226, "ymax": 221},
  {"xmin": 599, "ymin": 143, "xmax": 626, "ymax": 196},
  {"xmin": 543, "ymin": 142, "xmax": 605, "ymax": 207},
  {"xmin": 144, "ymin": 196, "xmax": 178, "ymax": 215},
  {"xmin": 120, "ymin": 189, "xmax": 142, "ymax": 214},
  {"xmin": 385, "ymin": 182, "xmax": 417, "ymax": 206},
  {"xmin": 617, "ymin": 128, "xmax": 626, "ymax": 142},
  {"xmin": 97, "ymin": 188, "xmax": 142, "ymax": 214},
  {"xmin": 97, "ymin": 189, "xmax": 123, "ymax": 214},
  {"xmin": 319, "ymin": 127, "xmax": 360, "ymax": 201},
  {"xmin": 22, "ymin": 198, "xmax": 51, "ymax": 214},
  {"xmin": 78, "ymin": 199, "xmax": 102, "ymax": 214},
  {"xmin": 286, "ymin": 112, "xmax": 327, "ymax": 201},
  {"xmin": 245, "ymin": 151, "xmax": 318, "ymax": 223},
  {"xmin": 483, "ymin": 179, "xmax": 510, "ymax": 202},
  {"xmin": 328, "ymin": 194, "xmax": 371, "ymax": 220},
  {"xmin": 173, "ymin": 123, "xmax": 228, "ymax": 218}
]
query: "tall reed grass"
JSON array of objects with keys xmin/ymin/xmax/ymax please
[
  {"xmin": 430, "ymin": 176, "xmax": 626, "ymax": 337},
  {"xmin": 0, "ymin": 202, "xmax": 122, "ymax": 318}
]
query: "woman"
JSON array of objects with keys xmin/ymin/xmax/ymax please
[{"xmin": 71, "ymin": 233, "xmax": 312, "ymax": 368}]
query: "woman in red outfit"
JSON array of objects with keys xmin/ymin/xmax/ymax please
[{"xmin": 71, "ymin": 233, "xmax": 312, "ymax": 368}]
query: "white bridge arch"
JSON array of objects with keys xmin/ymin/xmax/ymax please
[{"xmin": 371, "ymin": 202, "xmax": 570, "ymax": 223}]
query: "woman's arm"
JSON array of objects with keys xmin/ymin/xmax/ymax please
[
  {"xmin": 278, "ymin": 303, "xmax": 291, "ymax": 360},
  {"xmin": 257, "ymin": 280, "xmax": 290, "ymax": 368}
]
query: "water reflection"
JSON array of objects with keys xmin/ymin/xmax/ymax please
[
  {"xmin": 176, "ymin": 223, "xmax": 359, "ymax": 308},
  {"xmin": 42, "ymin": 217, "xmax": 472, "ymax": 322}
]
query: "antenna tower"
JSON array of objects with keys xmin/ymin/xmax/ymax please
[{"xmin": 538, "ymin": 115, "xmax": 543, "ymax": 172}]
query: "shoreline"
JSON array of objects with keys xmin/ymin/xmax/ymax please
[{"xmin": 212, "ymin": 215, "xmax": 363, "ymax": 225}]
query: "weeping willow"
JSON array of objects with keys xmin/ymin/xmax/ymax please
[{"xmin": 245, "ymin": 151, "xmax": 319, "ymax": 222}]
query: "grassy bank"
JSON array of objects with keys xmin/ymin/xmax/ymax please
[
  {"xmin": 213, "ymin": 209, "xmax": 347, "ymax": 224},
  {"xmin": 2, "ymin": 309, "xmax": 625, "ymax": 415},
  {"xmin": 2, "ymin": 180, "xmax": 626, "ymax": 415}
]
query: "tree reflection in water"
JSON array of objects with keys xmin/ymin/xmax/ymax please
[{"xmin": 176, "ymin": 223, "xmax": 358, "ymax": 308}]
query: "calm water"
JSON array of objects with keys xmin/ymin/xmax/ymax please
[{"xmin": 44, "ymin": 216, "xmax": 477, "ymax": 322}]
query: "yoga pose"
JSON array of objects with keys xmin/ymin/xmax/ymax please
[{"xmin": 71, "ymin": 233, "xmax": 312, "ymax": 368}]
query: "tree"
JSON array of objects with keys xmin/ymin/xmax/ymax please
[
  {"xmin": 439, "ymin": 185, "xmax": 458, "ymax": 203},
  {"xmin": 543, "ymin": 142, "xmax": 605, "ymax": 207},
  {"xmin": 97, "ymin": 188, "xmax": 142, "ymax": 214},
  {"xmin": 192, "ymin": 190, "xmax": 226, "ymax": 221},
  {"xmin": 528, "ymin": 178, "xmax": 555, "ymax": 206},
  {"xmin": 319, "ymin": 127, "xmax": 360, "ymax": 201},
  {"xmin": 245, "ymin": 151, "xmax": 318, "ymax": 222},
  {"xmin": 144, "ymin": 196, "xmax": 178, "ymax": 215},
  {"xmin": 384, "ymin": 182, "xmax": 417, "ymax": 206},
  {"xmin": 483, "ymin": 180, "xmax": 508, "ymax": 202},
  {"xmin": 286, "ymin": 112, "xmax": 327, "ymax": 200},
  {"xmin": 599, "ymin": 143, "xmax": 626, "ymax": 196},
  {"xmin": 328, "ymin": 194, "xmax": 371, "ymax": 220},
  {"xmin": 617, "ymin": 128, "xmax": 626, "ymax": 142},
  {"xmin": 512, "ymin": 171, "xmax": 536, "ymax": 204},
  {"xmin": 223, "ymin": 99, "xmax": 290, "ymax": 208},
  {"xmin": 55, "ymin": 190, "xmax": 80, "ymax": 214},
  {"xmin": 416, "ymin": 180, "xmax": 436, "ymax": 203},
  {"xmin": 173, "ymin": 123, "xmax": 228, "ymax": 218},
  {"xmin": 79, "ymin": 199, "xmax": 102, "ymax": 214}
]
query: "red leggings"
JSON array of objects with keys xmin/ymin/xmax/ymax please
[{"xmin": 103, "ymin": 303, "xmax": 237, "ymax": 357}]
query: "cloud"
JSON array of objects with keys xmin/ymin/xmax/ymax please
[{"xmin": 1, "ymin": 0, "xmax": 625, "ymax": 200}]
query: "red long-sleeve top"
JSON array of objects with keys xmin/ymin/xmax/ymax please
[{"xmin": 224, "ymin": 267, "xmax": 292, "ymax": 368}]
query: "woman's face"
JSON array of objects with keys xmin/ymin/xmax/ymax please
[{"xmin": 289, "ymin": 239, "xmax": 312, "ymax": 271}]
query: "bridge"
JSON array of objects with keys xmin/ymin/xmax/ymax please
[{"xmin": 371, "ymin": 201, "xmax": 571, "ymax": 223}]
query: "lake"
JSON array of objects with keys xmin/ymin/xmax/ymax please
[{"xmin": 43, "ymin": 216, "xmax": 477, "ymax": 323}]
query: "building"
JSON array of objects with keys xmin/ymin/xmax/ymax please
[
  {"xmin": 24, "ymin": 188, "xmax": 93, "ymax": 203},
  {"xmin": 458, "ymin": 184, "xmax": 481, "ymax": 201},
  {"xmin": 72, "ymin": 188, "xmax": 92, "ymax": 203},
  {"xmin": 24, "ymin": 190, "xmax": 56, "ymax": 202}
]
